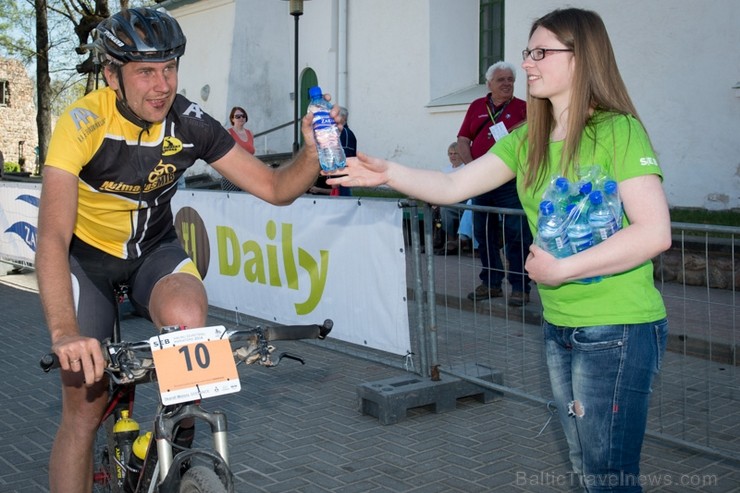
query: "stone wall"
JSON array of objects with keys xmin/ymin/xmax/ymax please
[
  {"xmin": 654, "ymin": 246, "xmax": 739, "ymax": 290},
  {"xmin": 0, "ymin": 58, "xmax": 38, "ymax": 172}
]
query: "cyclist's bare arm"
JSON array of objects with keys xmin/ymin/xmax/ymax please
[
  {"xmin": 37, "ymin": 166, "xmax": 106, "ymax": 383},
  {"xmin": 211, "ymin": 114, "xmax": 320, "ymax": 206}
]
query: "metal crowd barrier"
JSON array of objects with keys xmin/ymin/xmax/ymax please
[{"xmin": 325, "ymin": 199, "xmax": 738, "ymax": 463}]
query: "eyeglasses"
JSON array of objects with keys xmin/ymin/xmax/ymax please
[
  {"xmin": 234, "ymin": 114, "xmax": 246, "ymax": 119},
  {"xmin": 522, "ymin": 48, "xmax": 573, "ymax": 61}
]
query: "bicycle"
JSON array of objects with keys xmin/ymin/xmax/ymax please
[{"xmin": 40, "ymin": 312, "xmax": 333, "ymax": 493}]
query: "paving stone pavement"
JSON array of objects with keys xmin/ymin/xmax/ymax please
[{"xmin": 0, "ymin": 268, "xmax": 737, "ymax": 492}]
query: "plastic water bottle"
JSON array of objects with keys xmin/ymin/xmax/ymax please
[
  {"xmin": 566, "ymin": 204, "xmax": 593, "ymax": 254},
  {"xmin": 544, "ymin": 177, "xmax": 571, "ymax": 214},
  {"xmin": 569, "ymin": 179, "xmax": 593, "ymax": 209},
  {"xmin": 603, "ymin": 180, "xmax": 623, "ymax": 224},
  {"xmin": 125, "ymin": 431, "xmax": 152, "ymax": 492},
  {"xmin": 588, "ymin": 191, "xmax": 619, "ymax": 244},
  {"xmin": 307, "ymin": 86, "xmax": 346, "ymax": 172},
  {"xmin": 113, "ymin": 410, "xmax": 140, "ymax": 486},
  {"xmin": 566, "ymin": 203, "xmax": 602, "ymax": 283},
  {"xmin": 536, "ymin": 200, "xmax": 571, "ymax": 258}
]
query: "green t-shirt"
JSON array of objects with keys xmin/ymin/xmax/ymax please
[{"xmin": 492, "ymin": 111, "xmax": 666, "ymax": 327}]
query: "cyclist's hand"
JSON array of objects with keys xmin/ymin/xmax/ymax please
[
  {"xmin": 52, "ymin": 335, "xmax": 106, "ymax": 384},
  {"xmin": 300, "ymin": 92, "xmax": 344, "ymax": 148}
]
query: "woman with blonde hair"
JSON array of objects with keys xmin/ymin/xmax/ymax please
[{"xmin": 329, "ymin": 8, "xmax": 670, "ymax": 491}]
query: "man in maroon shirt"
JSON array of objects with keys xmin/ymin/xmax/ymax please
[{"xmin": 457, "ymin": 61, "xmax": 532, "ymax": 306}]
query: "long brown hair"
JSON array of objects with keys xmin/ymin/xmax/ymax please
[{"xmin": 523, "ymin": 8, "xmax": 640, "ymax": 189}]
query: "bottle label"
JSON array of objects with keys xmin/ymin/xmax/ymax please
[{"xmin": 312, "ymin": 111, "xmax": 336, "ymax": 131}]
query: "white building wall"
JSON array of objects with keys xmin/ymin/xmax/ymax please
[
  {"xmin": 174, "ymin": 0, "xmax": 235, "ymax": 121},
  {"xmin": 507, "ymin": 0, "xmax": 740, "ymax": 210},
  {"xmin": 169, "ymin": 0, "xmax": 740, "ymax": 210}
]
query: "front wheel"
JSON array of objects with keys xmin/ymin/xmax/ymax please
[{"xmin": 178, "ymin": 465, "xmax": 229, "ymax": 493}]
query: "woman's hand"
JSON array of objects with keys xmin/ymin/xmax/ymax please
[
  {"xmin": 525, "ymin": 244, "xmax": 565, "ymax": 287},
  {"xmin": 325, "ymin": 152, "xmax": 392, "ymax": 189}
]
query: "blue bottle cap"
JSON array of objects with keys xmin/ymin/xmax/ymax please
[
  {"xmin": 539, "ymin": 200, "xmax": 555, "ymax": 215},
  {"xmin": 589, "ymin": 190, "xmax": 604, "ymax": 205},
  {"xmin": 308, "ymin": 86, "xmax": 323, "ymax": 99},
  {"xmin": 554, "ymin": 177, "xmax": 570, "ymax": 193},
  {"xmin": 604, "ymin": 180, "xmax": 618, "ymax": 195}
]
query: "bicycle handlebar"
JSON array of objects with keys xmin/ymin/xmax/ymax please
[
  {"xmin": 232, "ymin": 319, "xmax": 333, "ymax": 343},
  {"xmin": 39, "ymin": 319, "xmax": 334, "ymax": 374}
]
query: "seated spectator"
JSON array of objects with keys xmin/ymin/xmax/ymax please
[{"xmin": 434, "ymin": 142, "xmax": 466, "ymax": 255}]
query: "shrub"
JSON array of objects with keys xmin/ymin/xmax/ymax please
[{"xmin": 3, "ymin": 161, "xmax": 21, "ymax": 173}]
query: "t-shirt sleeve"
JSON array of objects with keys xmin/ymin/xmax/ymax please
[
  {"xmin": 491, "ymin": 124, "xmax": 527, "ymax": 175},
  {"xmin": 457, "ymin": 101, "xmax": 479, "ymax": 140},
  {"xmin": 611, "ymin": 114, "xmax": 663, "ymax": 181}
]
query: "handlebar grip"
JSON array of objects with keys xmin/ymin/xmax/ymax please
[
  {"xmin": 264, "ymin": 319, "xmax": 333, "ymax": 341},
  {"xmin": 40, "ymin": 353, "xmax": 60, "ymax": 372}
]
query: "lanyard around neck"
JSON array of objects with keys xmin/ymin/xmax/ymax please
[{"xmin": 486, "ymin": 96, "xmax": 511, "ymax": 124}]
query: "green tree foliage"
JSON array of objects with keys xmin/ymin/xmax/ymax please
[
  {"xmin": 0, "ymin": 0, "xmax": 36, "ymax": 63},
  {"xmin": 0, "ymin": 0, "xmax": 147, "ymax": 171},
  {"xmin": 0, "ymin": 0, "xmax": 149, "ymax": 115}
]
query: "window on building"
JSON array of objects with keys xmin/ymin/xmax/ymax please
[
  {"xmin": 0, "ymin": 80, "xmax": 9, "ymax": 106},
  {"xmin": 479, "ymin": 0, "xmax": 505, "ymax": 83}
]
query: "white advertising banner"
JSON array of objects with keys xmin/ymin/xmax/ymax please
[
  {"xmin": 0, "ymin": 182, "xmax": 411, "ymax": 356},
  {"xmin": 0, "ymin": 182, "xmax": 41, "ymax": 268},
  {"xmin": 171, "ymin": 190, "xmax": 411, "ymax": 356}
]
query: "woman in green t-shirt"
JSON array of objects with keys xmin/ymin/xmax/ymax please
[{"xmin": 329, "ymin": 7, "xmax": 670, "ymax": 492}]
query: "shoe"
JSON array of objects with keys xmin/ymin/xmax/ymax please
[
  {"xmin": 460, "ymin": 238, "xmax": 472, "ymax": 253},
  {"xmin": 434, "ymin": 241, "xmax": 458, "ymax": 256},
  {"xmin": 508, "ymin": 291, "xmax": 530, "ymax": 307},
  {"xmin": 467, "ymin": 284, "xmax": 503, "ymax": 301}
]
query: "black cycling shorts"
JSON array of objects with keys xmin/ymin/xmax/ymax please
[{"xmin": 69, "ymin": 235, "xmax": 200, "ymax": 341}]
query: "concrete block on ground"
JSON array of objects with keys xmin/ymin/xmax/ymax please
[{"xmin": 357, "ymin": 365, "xmax": 502, "ymax": 425}]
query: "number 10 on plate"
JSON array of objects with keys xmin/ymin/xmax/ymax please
[{"xmin": 149, "ymin": 326, "xmax": 241, "ymax": 405}]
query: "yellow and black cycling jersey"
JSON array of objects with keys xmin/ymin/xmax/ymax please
[{"xmin": 46, "ymin": 87, "xmax": 235, "ymax": 259}]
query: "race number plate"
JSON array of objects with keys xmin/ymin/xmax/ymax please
[{"xmin": 149, "ymin": 326, "xmax": 240, "ymax": 405}]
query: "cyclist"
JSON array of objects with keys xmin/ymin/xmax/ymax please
[{"xmin": 35, "ymin": 7, "xmax": 332, "ymax": 492}]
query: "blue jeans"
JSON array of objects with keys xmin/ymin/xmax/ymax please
[
  {"xmin": 440, "ymin": 205, "xmax": 462, "ymax": 238},
  {"xmin": 544, "ymin": 320, "xmax": 669, "ymax": 492},
  {"xmin": 472, "ymin": 182, "xmax": 532, "ymax": 293}
]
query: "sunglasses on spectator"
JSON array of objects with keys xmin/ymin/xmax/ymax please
[{"xmin": 234, "ymin": 114, "xmax": 246, "ymax": 119}]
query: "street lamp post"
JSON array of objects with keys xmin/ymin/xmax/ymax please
[{"xmin": 283, "ymin": 0, "xmax": 309, "ymax": 156}]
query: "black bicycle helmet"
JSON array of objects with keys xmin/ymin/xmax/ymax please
[{"xmin": 94, "ymin": 7, "xmax": 186, "ymax": 65}]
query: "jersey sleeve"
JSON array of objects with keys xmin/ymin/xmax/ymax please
[
  {"xmin": 172, "ymin": 96, "xmax": 235, "ymax": 164},
  {"xmin": 45, "ymin": 92, "xmax": 110, "ymax": 176}
]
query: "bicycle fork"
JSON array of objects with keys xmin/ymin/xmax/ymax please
[{"xmin": 153, "ymin": 402, "xmax": 232, "ymax": 491}]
